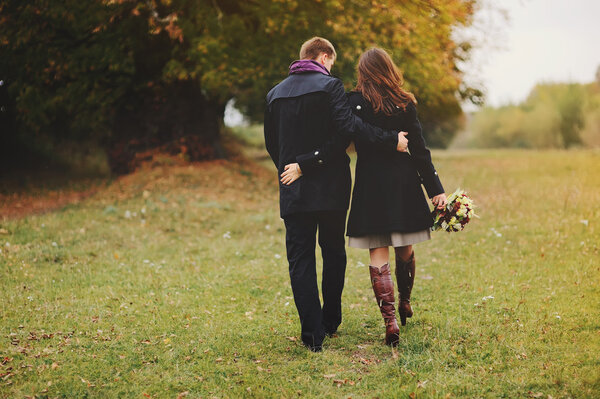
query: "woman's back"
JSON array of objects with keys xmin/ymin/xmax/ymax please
[{"xmin": 346, "ymin": 91, "xmax": 443, "ymax": 237}]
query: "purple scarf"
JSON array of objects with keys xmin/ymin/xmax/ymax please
[{"xmin": 288, "ymin": 59, "xmax": 331, "ymax": 76}]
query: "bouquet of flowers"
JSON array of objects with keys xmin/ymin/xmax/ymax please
[{"xmin": 432, "ymin": 189, "xmax": 477, "ymax": 232}]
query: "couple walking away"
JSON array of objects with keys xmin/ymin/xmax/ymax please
[{"xmin": 264, "ymin": 37, "xmax": 447, "ymax": 352}]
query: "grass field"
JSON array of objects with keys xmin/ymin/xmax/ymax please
[{"xmin": 1, "ymin": 131, "xmax": 599, "ymax": 398}]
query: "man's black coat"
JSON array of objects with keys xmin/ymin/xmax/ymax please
[{"xmin": 264, "ymin": 70, "xmax": 399, "ymax": 218}]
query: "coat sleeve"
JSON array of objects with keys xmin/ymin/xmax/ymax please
[
  {"xmin": 263, "ymin": 103, "xmax": 279, "ymax": 168},
  {"xmin": 294, "ymin": 79, "xmax": 398, "ymax": 174},
  {"xmin": 406, "ymin": 103, "xmax": 444, "ymax": 198},
  {"xmin": 295, "ymin": 133, "xmax": 351, "ymax": 176}
]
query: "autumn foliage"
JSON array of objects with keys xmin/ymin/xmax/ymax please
[{"xmin": 0, "ymin": 0, "xmax": 481, "ymax": 173}]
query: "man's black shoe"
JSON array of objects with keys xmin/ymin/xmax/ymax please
[
  {"xmin": 303, "ymin": 341, "xmax": 323, "ymax": 352},
  {"xmin": 307, "ymin": 344, "xmax": 323, "ymax": 352}
]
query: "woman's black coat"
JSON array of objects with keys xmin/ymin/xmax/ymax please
[{"xmin": 346, "ymin": 92, "xmax": 444, "ymax": 237}]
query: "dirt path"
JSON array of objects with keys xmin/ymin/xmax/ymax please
[{"xmin": 0, "ymin": 145, "xmax": 276, "ymax": 221}]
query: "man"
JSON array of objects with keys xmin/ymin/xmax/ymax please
[{"xmin": 264, "ymin": 37, "xmax": 408, "ymax": 352}]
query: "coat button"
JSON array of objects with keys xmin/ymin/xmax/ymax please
[
  {"xmin": 356, "ymin": 105, "xmax": 362, "ymax": 110},
  {"xmin": 318, "ymin": 159, "xmax": 324, "ymax": 164},
  {"xmin": 314, "ymin": 151, "xmax": 319, "ymax": 155}
]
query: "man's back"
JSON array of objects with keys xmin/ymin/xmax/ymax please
[{"xmin": 265, "ymin": 72, "xmax": 351, "ymax": 218}]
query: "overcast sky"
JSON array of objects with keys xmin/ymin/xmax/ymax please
[{"xmin": 463, "ymin": 0, "xmax": 600, "ymax": 109}]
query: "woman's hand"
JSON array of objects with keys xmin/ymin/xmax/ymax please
[
  {"xmin": 431, "ymin": 193, "xmax": 447, "ymax": 210},
  {"xmin": 280, "ymin": 163, "xmax": 303, "ymax": 185},
  {"xmin": 397, "ymin": 131, "xmax": 409, "ymax": 152}
]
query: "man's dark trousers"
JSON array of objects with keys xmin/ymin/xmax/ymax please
[{"xmin": 284, "ymin": 210, "xmax": 347, "ymax": 349}]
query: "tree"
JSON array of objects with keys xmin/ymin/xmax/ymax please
[
  {"xmin": 1, "ymin": 0, "xmax": 481, "ymax": 173},
  {"xmin": 556, "ymin": 84, "xmax": 584, "ymax": 147}
]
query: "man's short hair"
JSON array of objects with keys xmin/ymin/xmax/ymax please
[{"xmin": 299, "ymin": 37, "xmax": 337, "ymax": 60}]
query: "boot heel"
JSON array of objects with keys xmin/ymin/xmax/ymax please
[
  {"xmin": 386, "ymin": 332, "xmax": 400, "ymax": 346},
  {"xmin": 400, "ymin": 314, "xmax": 407, "ymax": 326}
]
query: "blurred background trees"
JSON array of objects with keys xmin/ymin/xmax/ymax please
[
  {"xmin": 466, "ymin": 79, "xmax": 600, "ymax": 149},
  {"xmin": 1, "ymin": 0, "xmax": 481, "ymax": 174}
]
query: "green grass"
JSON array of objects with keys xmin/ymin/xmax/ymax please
[{"xmin": 1, "ymin": 142, "xmax": 599, "ymax": 398}]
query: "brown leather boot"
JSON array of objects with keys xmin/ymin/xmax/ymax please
[
  {"xmin": 395, "ymin": 252, "xmax": 415, "ymax": 326},
  {"xmin": 369, "ymin": 263, "xmax": 400, "ymax": 346}
]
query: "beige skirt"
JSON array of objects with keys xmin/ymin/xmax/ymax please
[{"xmin": 348, "ymin": 229, "xmax": 431, "ymax": 249}]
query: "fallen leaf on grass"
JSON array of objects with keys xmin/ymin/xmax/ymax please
[
  {"xmin": 323, "ymin": 374, "xmax": 336, "ymax": 379},
  {"xmin": 177, "ymin": 391, "xmax": 189, "ymax": 399},
  {"xmin": 286, "ymin": 336, "xmax": 297, "ymax": 342},
  {"xmin": 215, "ymin": 358, "xmax": 223, "ymax": 363},
  {"xmin": 0, "ymin": 228, "xmax": 9, "ymax": 234},
  {"xmin": 528, "ymin": 392, "xmax": 544, "ymax": 398},
  {"xmin": 332, "ymin": 379, "xmax": 355, "ymax": 387},
  {"xmin": 80, "ymin": 377, "xmax": 95, "ymax": 387},
  {"xmin": 51, "ymin": 362, "xmax": 59, "ymax": 370},
  {"xmin": 417, "ymin": 380, "xmax": 428, "ymax": 389}
]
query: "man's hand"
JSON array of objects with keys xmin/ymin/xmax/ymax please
[
  {"xmin": 281, "ymin": 163, "xmax": 303, "ymax": 185},
  {"xmin": 397, "ymin": 131, "xmax": 409, "ymax": 152},
  {"xmin": 431, "ymin": 193, "xmax": 447, "ymax": 210}
]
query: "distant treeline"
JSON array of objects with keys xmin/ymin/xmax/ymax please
[{"xmin": 464, "ymin": 73, "xmax": 600, "ymax": 149}]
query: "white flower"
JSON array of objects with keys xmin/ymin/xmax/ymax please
[
  {"xmin": 124, "ymin": 210, "xmax": 132, "ymax": 219},
  {"xmin": 222, "ymin": 231, "xmax": 231, "ymax": 239},
  {"xmin": 274, "ymin": 254, "xmax": 281, "ymax": 259}
]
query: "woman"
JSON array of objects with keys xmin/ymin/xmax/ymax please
[{"xmin": 346, "ymin": 48, "xmax": 447, "ymax": 346}]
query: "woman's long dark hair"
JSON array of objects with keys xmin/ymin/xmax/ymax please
[{"xmin": 356, "ymin": 48, "xmax": 416, "ymax": 115}]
